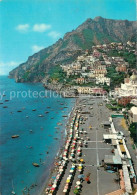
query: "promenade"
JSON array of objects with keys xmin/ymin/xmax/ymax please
[{"xmin": 44, "ymin": 96, "xmax": 121, "ymax": 195}]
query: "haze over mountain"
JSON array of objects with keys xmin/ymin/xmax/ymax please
[{"xmin": 9, "ymin": 16, "xmax": 136, "ymax": 82}]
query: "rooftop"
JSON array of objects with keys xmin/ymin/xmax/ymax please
[{"xmin": 104, "ymin": 155, "xmax": 122, "ymax": 165}]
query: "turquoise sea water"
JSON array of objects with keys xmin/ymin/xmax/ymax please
[{"xmin": 0, "ymin": 76, "xmax": 75, "ymax": 195}]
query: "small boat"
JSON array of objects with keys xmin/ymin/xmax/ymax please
[
  {"xmin": 47, "ymin": 107, "xmax": 51, "ymax": 108},
  {"xmin": 45, "ymin": 111, "xmax": 49, "ymax": 114},
  {"xmin": 17, "ymin": 110, "xmax": 22, "ymax": 112},
  {"xmin": 11, "ymin": 135, "xmax": 19, "ymax": 139},
  {"xmin": 62, "ymin": 115, "xmax": 67, "ymax": 117},
  {"xmin": 11, "ymin": 180, "xmax": 16, "ymax": 195},
  {"xmin": 26, "ymin": 116, "xmax": 29, "ymax": 118},
  {"xmin": 29, "ymin": 130, "xmax": 33, "ymax": 133},
  {"xmin": 32, "ymin": 163, "xmax": 40, "ymax": 167},
  {"xmin": 0, "ymin": 102, "xmax": 3, "ymax": 104},
  {"xmin": 5, "ymin": 99, "xmax": 9, "ymax": 102},
  {"xmin": 57, "ymin": 123, "xmax": 62, "ymax": 126},
  {"xmin": 38, "ymin": 115, "xmax": 44, "ymax": 117},
  {"xmin": 51, "ymin": 117, "xmax": 54, "ymax": 119},
  {"xmin": 32, "ymin": 109, "xmax": 36, "ymax": 111},
  {"xmin": 3, "ymin": 106, "xmax": 8, "ymax": 108}
]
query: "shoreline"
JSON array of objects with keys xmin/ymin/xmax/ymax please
[{"xmin": 41, "ymin": 98, "xmax": 78, "ymax": 195}]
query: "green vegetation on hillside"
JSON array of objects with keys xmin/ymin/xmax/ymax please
[
  {"xmin": 107, "ymin": 66, "xmax": 125, "ymax": 89},
  {"xmin": 82, "ymin": 29, "xmax": 94, "ymax": 49},
  {"xmin": 22, "ymin": 71, "xmax": 30, "ymax": 81},
  {"xmin": 108, "ymin": 50, "xmax": 136, "ymax": 68},
  {"xmin": 48, "ymin": 65, "xmax": 66, "ymax": 83},
  {"xmin": 72, "ymin": 34, "xmax": 84, "ymax": 49}
]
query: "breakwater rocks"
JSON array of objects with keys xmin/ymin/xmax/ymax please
[{"xmin": 43, "ymin": 82, "xmax": 77, "ymax": 98}]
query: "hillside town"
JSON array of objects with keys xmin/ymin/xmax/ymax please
[{"xmin": 43, "ymin": 41, "xmax": 137, "ymax": 195}]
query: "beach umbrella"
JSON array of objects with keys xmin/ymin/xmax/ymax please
[
  {"xmin": 70, "ymin": 170, "xmax": 74, "ymax": 173},
  {"xmin": 71, "ymin": 167, "xmax": 75, "ymax": 170},
  {"xmin": 74, "ymin": 189, "xmax": 79, "ymax": 194},
  {"xmin": 66, "ymin": 179, "xmax": 70, "ymax": 183},
  {"xmin": 85, "ymin": 177, "xmax": 90, "ymax": 182},
  {"xmin": 78, "ymin": 174, "xmax": 85, "ymax": 179},
  {"xmin": 51, "ymin": 187, "xmax": 55, "ymax": 190},
  {"xmin": 68, "ymin": 175, "xmax": 72, "ymax": 179},
  {"xmin": 76, "ymin": 181, "xmax": 81, "ymax": 185},
  {"xmin": 80, "ymin": 159, "xmax": 84, "ymax": 162}
]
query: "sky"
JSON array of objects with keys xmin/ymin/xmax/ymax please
[{"xmin": 0, "ymin": 0, "xmax": 136, "ymax": 75}]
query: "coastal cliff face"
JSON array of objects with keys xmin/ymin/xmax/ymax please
[{"xmin": 9, "ymin": 16, "xmax": 136, "ymax": 83}]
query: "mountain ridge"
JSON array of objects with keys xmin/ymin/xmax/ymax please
[{"xmin": 9, "ymin": 16, "xmax": 136, "ymax": 82}]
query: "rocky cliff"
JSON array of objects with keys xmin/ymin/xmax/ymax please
[{"xmin": 9, "ymin": 16, "xmax": 136, "ymax": 82}]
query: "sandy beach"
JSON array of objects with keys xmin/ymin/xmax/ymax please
[{"xmin": 42, "ymin": 96, "xmax": 123, "ymax": 195}]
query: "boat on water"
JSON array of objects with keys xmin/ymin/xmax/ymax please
[
  {"xmin": 32, "ymin": 109, "xmax": 36, "ymax": 111},
  {"xmin": 29, "ymin": 130, "xmax": 33, "ymax": 133},
  {"xmin": 11, "ymin": 180, "xmax": 16, "ymax": 195},
  {"xmin": 17, "ymin": 110, "xmax": 22, "ymax": 112},
  {"xmin": 3, "ymin": 106, "xmax": 8, "ymax": 108},
  {"xmin": 5, "ymin": 99, "xmax": 9, "ymax": 102},
  {"xmin": 32, "ymin": 162, "xmax": 40, "ymax": 167},
  {"xmin": 62, "ymin": 115, "xmax": 67, "ymax": 117},
  {"xmin": 57, "ymin": 123, "xmax": 63, "ymax": 126},
  {"xmin": 38, "ymin": 115, "xmax": 44, "ymax": 117},
  {"xmin": 45, "ymin": 111, "xmax": 49, "ymax": 113},
  {"xmin": 11, "ymin": 135, "xmax": 19, "ymax": 139}
]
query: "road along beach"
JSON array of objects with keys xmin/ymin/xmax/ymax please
[{"xmin": 43, "ymin": 96, "xmax": 125, "ymax": 195}]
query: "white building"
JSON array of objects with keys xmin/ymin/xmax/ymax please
[
  {"xmin": 115, "ymin": 73, "xmax": 137, "ymax": 97},
  {"xmin": 96, "ymin": 77, "xmax": 110, "ymax": 86},
  {"xmin": 129, "ymin": 106, "xmax": 137, "ymax": 123}
]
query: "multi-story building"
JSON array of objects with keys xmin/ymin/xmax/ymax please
[
  {"xmin": 115, "ymin": 73, "xmax": 137, "ymax": 106},
  {"xmin": 76, "ymin": 78, "xmax": 85, "ymax": 84},
  {"xmin": 116, "ymin": 65, "xmax": 127, "ymax": 73},
  {"xmin": 96, "ymin": 77, "xmax": 110, "ymax": 86}
]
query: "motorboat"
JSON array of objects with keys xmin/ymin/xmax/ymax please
[
  {"xmin": 32, "ymin": 163, "xmax": 40, "ymax": 167},
  {"xmin": 11, "ymin": 135, "xmax": 19, "ymax": 139}
]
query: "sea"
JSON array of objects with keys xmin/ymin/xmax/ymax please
[{"xmin": 0, "ymin": 76, "xmax": 75, "ymax": 195}]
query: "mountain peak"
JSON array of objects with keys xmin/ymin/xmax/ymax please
[{"xmin": 94, "ymin": 16, "xmax": 105, "ymax": 22}]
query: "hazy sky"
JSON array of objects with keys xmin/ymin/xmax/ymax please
[{"xmin": 0, "ymin": 0, "xmax": 136, "ymax": 75}]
